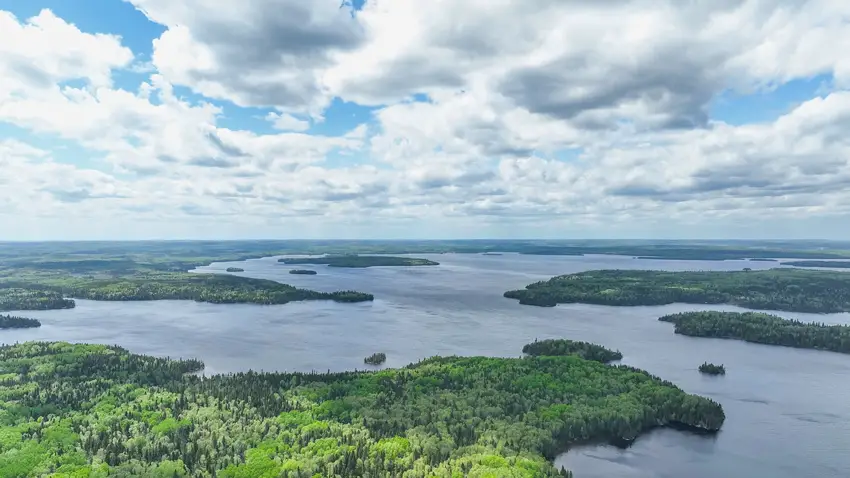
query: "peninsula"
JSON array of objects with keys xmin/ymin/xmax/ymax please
[
  {"xmin": 659, "ymin": 311, "xmax": 850, "ymax": 354},
  {"xmin": 781, "ymin": 260, "xmax": 850, "ymax": 269},
  {"xmin": 504, "ymin": 269, "xmax": 850, "ymax": 313},
  {"xmin": 278, "ymin": 255, "xmax": 439, "ymax": 268},
  {"xmin": 0, "ymin": 341, "xmax": 724, "ymax": 477}
]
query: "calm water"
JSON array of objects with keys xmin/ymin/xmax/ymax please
[{"xmin": 3, "ymin": 254, "xmax": 850, "ymax": 477}]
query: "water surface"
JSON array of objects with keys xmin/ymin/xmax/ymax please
[{"xmin": 3, "ymin": 253, "xmax": 849, "ymax": 477}]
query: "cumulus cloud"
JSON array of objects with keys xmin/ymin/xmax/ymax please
[{"xmin": 2, "ymin": 2, "xmax": 850, "ymax": 238}]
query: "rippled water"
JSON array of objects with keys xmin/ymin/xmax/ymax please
[{"xmin": 3, "ymin": 253, "xmax": 850, "ymax": 477}]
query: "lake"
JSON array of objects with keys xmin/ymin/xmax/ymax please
[{"xmin": 3, "ymin": 253, "xmax": 849, "ymax": 477}]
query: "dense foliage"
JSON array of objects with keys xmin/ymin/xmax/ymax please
[
  {"xmin": 0, "ymin": 273, "xmax": 372, "ymax": 307},
  {"xmin": 659, "ymin": 311, "xmax": 850, "ymax": 354},
  {"xmin": 504, "ymin": 269, "xmax": 850, "ymax": 313},
  {"xmin": 289, "ymin": 270, "xmax": 318, "ymax": 275},
  {"xmin": 781, "ymin": 261, "xmax": 850, "ymax": 269},
  {"xmin": 363, "ymin": 352, "xmax": 386, "ymax": 365},
  {"xmin": 522, "ymin": 339, "xmax": 623, "ymax": 363},
  {"xmin": 698, "ymin": 363, "xmax": 726, "ymax": 375},
  {"xmin": 0, "ymin": 314, "xmax": 41, "ymax": 329},
  {"xmin": 279, "ymin": 256, "xmax": 439, "ymax": 268},
  {"xmin": 0, "ymin": 288, "xmax": 75, "ymax": 312},
  {"xmin": 224, "ymin": 268, "xmax": 244, "ymax": 273},
  {"xmin": 0, "ymin": 342, "xmax": 724, "ymax": 477}
]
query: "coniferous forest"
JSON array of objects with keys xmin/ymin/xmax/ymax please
[
  {"xmin": 0, "ymin": 314, "xmax": 41, "ymax": 329},
  {"xmin": 659, "ymin": 311, "xmax": 850, "ymax": 353},
  {"xmin": 0, "ymin": 341, "xmax": 724, "ymax": 477},
  {"xmin": 522, "ymin": 339, "xmax": 623, "ymax": 363},
  {"xmin": 504, "ymin": 269, "xmax": 850, "ymax": 313}
]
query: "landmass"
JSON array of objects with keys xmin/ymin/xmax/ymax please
[
  {"xmin": 0, "ymin": 288, "xmax": 75, "ymax": 312},
  {"xmin": 0, "ymin": 314, "xmax": 41, "ymax": 329},
  {"xmin": 0, "ymin": 341, "xmax": 724, "ymax": 477},
  {"xmin": 522, "ymin": 338, "xmax": 623, "ymax": 363},
  {"xmin": 699, "ymin": 362, "xmax": 726, "ymax": 375},
  {"xmin": 289, "ymin": 269, "xmax": 318, "ymax": 275},
  {"xmin": 659, "ymin": 311, "xmax": 850, "ymax": 354},
  {"xmin": 749, "ymin": 258, "xmax": 777, "ymax": 262},
  {"xmin": 781, "ymin": 260, "xmax": 850, "ymax": 269},
  {"xmin": 504, "ymin": 269, "xmax": 850, "ymax": 313},
  {"xmin": 0, "ymin": 247, "xmax": 375, "ymax": 311},
  {"xmin": 225, "ymin": 267, "xmax": 244, "ymax": 272},
  {"xmin": 364, "ymin": 352, "xmax": 386, "ymax": 365},
  {"xmin": 279, "ymin": 255, "xmax": 439, "ymax": 268}
]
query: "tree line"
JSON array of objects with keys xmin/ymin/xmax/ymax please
[{"xmin": 659, "ymin": 311, "xmax": 850, "ymax": 354}]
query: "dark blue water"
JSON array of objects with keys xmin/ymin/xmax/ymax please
[{"xmin": 3, "ymin": 253, "xmax": 849, "ymax": 477}]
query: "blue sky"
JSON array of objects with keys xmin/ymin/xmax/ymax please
[{"xmin": 0, "ymin": 1, "xmax": 847, "ymax": 240}]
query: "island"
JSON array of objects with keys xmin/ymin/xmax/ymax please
[
  {"xmin": 0, "ymin": 288, "xmax": 75, "ymax": 312},
  {"xmin": 0, "ymin": 341, "xmax": 724, "ymax": 477},
  {"xmin": 699, "ymin": 362, "xmax": 726, "ymax": 375},
  {"xmin": 659, "ymin": 311, "xmax": 850, "ymax": 354},
  {"xmin": 225, "ymin": 267, "xmax": 244, "ymax": 272},
  {"xmin": 279, "ymin": 255, "xmax": 439, "ymax": 268},
  {"xmin": 504, "ymin": 269, "xmax": 850, "ymax": 313},
  {"xmin": 289, "ymin": 269, "xmax": 318, "ymax": 275},
  {"xmin": 748, "ymin": 258, "xmax": 777, "ymax": 262},
  {"xmin": 781, "ymin": 260, "xmax": 850, "ymax": 269},
  {"xmin": 0, "ymin": 314, "xmax": 41, "ymax": 329},
  {"xmin": 364, "ymin": 352, "xmax": 387, "ymax": 365},
  {"xmin": 522, "ymin": 338, "xmax": 623, "ymax": 363}
]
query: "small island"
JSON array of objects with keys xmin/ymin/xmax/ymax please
[
  {"xmin": 748, "ymin": 258, "xmax": 777, "ymax": 262},
  {"xmin": 504, "ymin": 269, "xmax": 850, "ymax": 313},
  {"xmin": 0, "ymin": 314, "xmax": 41, "ymax": 329},
  {"xmin": 364, "ymin": 352, "xmax": 387, "ymax": 365},
  {"xmin": 781, "ymin": 260, "xmax": 850, "ymax": 269},
  {"xmin": 659, "ymin": 311, "xmax": 850, "ymax": 354},
  {"xmin": 699, "ymin": 362, "xmax": 726, "ymax": 375},
  {"xmin": 289, "ymin": 269, "xmax": 318, "ymax": 275},
  {"xmin": 279, "ymin": 255, "xmax": 439, "ymax": 268},
  {"xmin": 225, "ymin": 267, "xmax": 245, "ymax": 272},
  {"xmin": 522, "ymin": 338, "xmax": 623, "ymax": 363},
  {"xmin": 481, "ymin": 252, "xmax": 503, "ymax": 256}
]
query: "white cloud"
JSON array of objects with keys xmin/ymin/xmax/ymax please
[{"xmin": 2, "ymin": 2, "xmax": 850, "ymax": 239}]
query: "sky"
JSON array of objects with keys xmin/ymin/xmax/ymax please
[{"xmin": 0, "ymin": 0, "xmax": 849, "ymax": 240}]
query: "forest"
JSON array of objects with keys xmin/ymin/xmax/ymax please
[
  {"xmin": 224, "ymin": 268, "xmax": 244, "ymax": 273},
  {"xmin": 363, "ymin": 352, "xmax": 386, "ymax": 365},
  {"xmin": 698, "ymin": 362, "xmax": 726, "ymax": 375},
  {"xmin": 0, "ymin": 314, "xmax": 41, "ymax": 329},
  {"xmin": 0, "ymin": 288, "xmax": 76, "ymax": 312},
  {"xmin": 0, "ymin": 341, "xmax": 724, "ymax": 477},
  {"xmin": 658, "ymin": 311, "xmax": 850, "ymax": 354},
  {"xmin": 289, "ymin": 269, "xmax": 318, "ymax": 275},
  {"xmin": 504, "ymin": 269, "xmax": 850, "ymax": 313},
  {"xmin": 781, "ymin": 261, "xmax": 850, "ymax": 269},
  {"xmin": 522, "ymin": 339, "xmax": 623, "ymax": 363},
  {"xmin": 278, "ymin": 256, "xmax": 439, "ymax": 268}
]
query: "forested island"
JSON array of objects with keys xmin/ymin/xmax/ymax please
[
  {"xmin": 1, "ymin": 256, "xmax": 374, "ymax": 310},
  {"xmin": 279, "ymin": 255, "xmax": 439, "ymax": 268},
  {"xmin": 225, "ymin": 267, "xmax": 244, "ymax": 272},
  {"xmin": 699, "ymin": 362, "xmax": 726, "ymax": 375},
  {"xmin": 782, "ymin": 261, "xmax": 850, "ymax": 269},
  {"xmin": 0, "ymin": 314, "xmax": 41, "ymax": 329},
  {"xmin": 0, "ymin": 288, "xmax": 75, "ymax": 312},
  {"xmin": 289, "ymin": 269, "xmax": 318, "ymax": 275},
  {"xmin": 522, "ymin": 339, "xmax": 623, "ymax": 363},
  {"xmin": 364, "ymin": 352, "xmax": 387, "ymax": 365},
  {"xmin": 504, "ymin": 269, "xmax": 850, "ymax": 313},
  {"xmin": 0, "ymin": 341, "xmax": 724, "ymax": 477},
  {"xmin": 659, "ymin": 311, "xmax": 850, "ymax": 354}
]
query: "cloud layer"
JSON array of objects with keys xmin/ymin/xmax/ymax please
[{"xmin": 1, "ymin": 2, "xmax": 850, "ymax": 239}]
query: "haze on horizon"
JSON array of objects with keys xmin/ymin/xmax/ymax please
[{"xmin": 2, "ymin": 1, "xmax": 849, "ymax": 241}]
